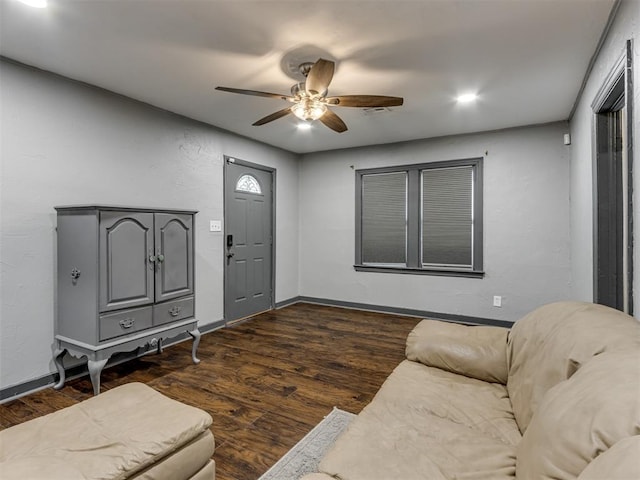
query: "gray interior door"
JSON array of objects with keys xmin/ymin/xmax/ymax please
[
  {"xmin": 595, "ymin": 108, "xmax": 625, "ymax": 311},
  {"xmin": 155, "ymin": 212, "xmax": 194, "ymax": 303},
  {"xmin": 593, "ymin": 45, "xmax": 633, "ymax": 315},
  {"xmin": 99, "ymin": 211, "xmax": 154, "ymax": 312},
  {"xmin": 224, "ymin": 160, "xmax": 274, "ymax": 322}
]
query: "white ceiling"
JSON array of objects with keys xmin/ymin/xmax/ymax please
[{"xmin": 1, "ymin": 0, "xmax": 615, "ymax": 154}]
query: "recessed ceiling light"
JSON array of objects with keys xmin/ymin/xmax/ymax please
[
  {"xmin": 297, "ymin": 122, "xmax": 312, "ymax": 131},
  {"xmin": 17, "ymin": 0, "xmax": 48, "ymax": 7},
  {"xmin": 457, "ymin": 93, "xmax": 478, "ymax": 104}
]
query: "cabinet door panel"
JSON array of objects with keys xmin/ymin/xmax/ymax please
[
  {"xmin": 100, "ymin": 211, "xmax": 154, "ymax": 312},
  {"xmin": 155, "ymin": 213, "xmax": 193, "ymax": 302}
]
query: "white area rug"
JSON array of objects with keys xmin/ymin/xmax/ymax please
[{"xmin": 258, "ymin": 407, "xmax": 356, "ymax": 480}]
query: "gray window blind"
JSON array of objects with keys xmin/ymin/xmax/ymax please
[
  {"xmin": 362, "ymin": 172, "xmax": 407, "ymax": 264},
  {"xmin": 422, "ymin": 166, "xmax": 473, "ymax": 267}
]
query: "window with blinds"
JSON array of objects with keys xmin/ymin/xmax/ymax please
[
  {"xmin": 361, "ymin": 172, "xmax": 407, "ymax": 265},
  {"xmin": 355, "ymin": 158, "xmax": 483, "ymax": 277},
  {"xmin": 422, "ymin": 166, "xmax": 473, "ymax": 267}
]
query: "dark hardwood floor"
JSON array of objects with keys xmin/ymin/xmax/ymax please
[{"xmin": 0, "ymin": 303, "xmax": 420, "ymax": 480}]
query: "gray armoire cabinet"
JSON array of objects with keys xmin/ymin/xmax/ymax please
[{"xmin": 53, "ymin": 206, "xmax": 201, "ymax": 395}]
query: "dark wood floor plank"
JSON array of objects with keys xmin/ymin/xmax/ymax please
[
  {"xmin": 0, "ymin": 303, "xmax": 419, "ymax": 480},
  {"xmin": 0, "ymin": 399, "xmax": 40, "ymax": 426},
  {"xmin": 213, "ymin": 439, "xmax": 281, "ymax": 480},
  {"xmin": 207, "ymin": 344, "xmax": 386, "ymax": 399},
  {"xmin": 18, "ymin": 387, "xmax": 78, "ymax": 415}
]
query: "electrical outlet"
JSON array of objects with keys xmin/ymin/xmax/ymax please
[
  {"xmin": 493, "ymin": 296, "xmax": 502, "ymax": 307},
  {"xmin": 209, "ymin": 220, "xmax": 222, "ymax": 232}
]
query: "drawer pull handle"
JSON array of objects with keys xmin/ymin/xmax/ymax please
[
  {"xmin": 119, "ymin": 318, "xmax": 135, "ymax": 329},
  {"xmin": 169, "ymin": 306, "xmax": 182, "ymax": 317}
]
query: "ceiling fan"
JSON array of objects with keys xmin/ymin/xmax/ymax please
[{"xmin": 216, "ymin": 58, "xmax": 403, "ymax": 133}]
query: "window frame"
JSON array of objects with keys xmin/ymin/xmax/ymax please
[{"xmin": 354, "ymin": 158, "xmax": 484, "ymax": 278}]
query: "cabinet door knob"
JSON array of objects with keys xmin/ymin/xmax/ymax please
[
  {"xmin": 148, "ymin": 247, "xmax": 157, "ymax": 265},
  {"xmin": 156, "ymin": 254, "xmax": 165, "ymax": 263}
]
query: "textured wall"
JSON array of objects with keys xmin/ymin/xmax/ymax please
[
  {"xmin": 298, "ymin": 123, "xmax": 572, "ymax": 322},
  {"xmin": 0, "ymin": 60, "xmax": 299, "ymax": 389},
  {"xmin": 569, "ymin": 0, "xmax": 639, "ymax": 313},
  {"xmin": 6, "ymin": 0, "xmax": 635, "ymax": 389}
]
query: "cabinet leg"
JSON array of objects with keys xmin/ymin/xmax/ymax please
[
  {"xmin": 88, "ymin": 358, "xmax": 108, "ymax": 396},
  {"xmin": 188, "ymin": 328, "xmax": 201, "ymax": 364},
  {"xmin": 53, "ymin": 348, "xmax": 67, "ymax": 390}
]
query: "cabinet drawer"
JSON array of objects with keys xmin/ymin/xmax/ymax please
[
  {"xmin": 99, "ymin": 306, "xmax": 153, "ymax": 341},
  {"xmin": 153, "ymin": 297, "xmax": 194, "ymax": 326}
]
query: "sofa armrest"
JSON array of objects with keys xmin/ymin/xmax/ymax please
[{"xmin": 405, "ymin": 319, "xmax": 509, "ymax": 384}]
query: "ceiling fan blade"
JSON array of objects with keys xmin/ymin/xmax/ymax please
[
  {"xmin": 324, "ymin": 95, "xmax": 404, "ymax": 107},
  {"xmin": 252, "ymin": 107, "xmax": 293, "ymax": 126},
  {"xmin": 305, "ymin": 58, "xmax": 335, "ymax": 96},
  {"xmin": 319, "ymin": 109, "xmax": 348, "ymax": 133},
  {"xmin": 216, "ymin": 86, "xmax": 294, "ymax": 102}
]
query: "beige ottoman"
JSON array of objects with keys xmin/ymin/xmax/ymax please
[{"xmin": 0, "ymin": 382, "xmax": 215, "ymax": 480}]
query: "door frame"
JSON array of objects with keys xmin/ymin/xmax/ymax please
[
  {"xmin": 223, "ymin": 155, "xmax": 276, "ymax": 323},
  {"xmin": 591, "ymin": 40, "xmax": 634, "ymax": 314}
]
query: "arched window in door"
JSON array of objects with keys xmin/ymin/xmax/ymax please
[{"xmin": 235, "ymin": 174, "xmax": 262, "ymax": 195}]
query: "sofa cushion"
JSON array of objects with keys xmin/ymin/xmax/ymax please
[
  {"xmin": 0, "ymin": 382, "xmax": 213, "ymax": 480},
  {"xmin": 300, "ymin": 474, "xmax": 336, "ymax": 480},
  {"xmin": 576, "ymin": 436, "xmax": 640, "ymax": 480},
  {"xmin": 130, "ymin": 431, "xmax": 214, "ymax": 480},
  {"xmin": 317, "ymin": 360, "xmax": 520, "ymax": 480},
  {"xmin": 406, "ymin": 319, "xmax": 509, "ymax": 384},
  {"xmin": 507, "ymin": 301, "xmax": 640, "ymax": 432},
  {"xmin": 516, "ymin": 349, "xmax": 640, "ymax": 480},
  {"xmin": 186, "ymin": 460, "xmax": 215, "ymax": 480}
]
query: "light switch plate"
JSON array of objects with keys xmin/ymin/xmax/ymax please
[{"xmin": 209, "ymin": 220, "xmax": 222, "ymax": 232}]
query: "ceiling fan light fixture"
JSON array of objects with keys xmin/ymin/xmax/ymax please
[
  {"xmin": 291, "ymin": 97, "xmax": 327, "ymax": 121},
  {"xmin": 16, "ymin": 0, "xmax": 47, "ymax": 7},
  {"xmin": 216, "ymin": 58, "xmax": 402, "ymax": 133},
  {"xmin": 457, "ymin": 93, "xmax": 478, "ymax": 104}
]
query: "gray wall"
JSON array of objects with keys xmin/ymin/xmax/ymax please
[
  {"xmin": 569, "ymin": 0, "xmax": 639, "ymax": 313},
  {"xmin": 298, "ymin": 123, "xmax": 572, "ymax": 322},
  {"xmin": 5, "ymin": 0, "xmax": 636, "ymax": 390},
  {"xmin": 0, "ymin": 59, "xmax": 300, "ymax": 389}
]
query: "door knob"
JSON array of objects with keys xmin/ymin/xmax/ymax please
[{"xmin": 226, "ymin": 252, "xmax": 235, "ymax": 259}]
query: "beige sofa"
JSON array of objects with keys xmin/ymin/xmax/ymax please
[
  {"xmin": 0, "ymin": 382, "xmax": 215, "ymax": 480},
  {"xmin": 302, "ymin": 301, "xmax": 640, "ymax": 480}
]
